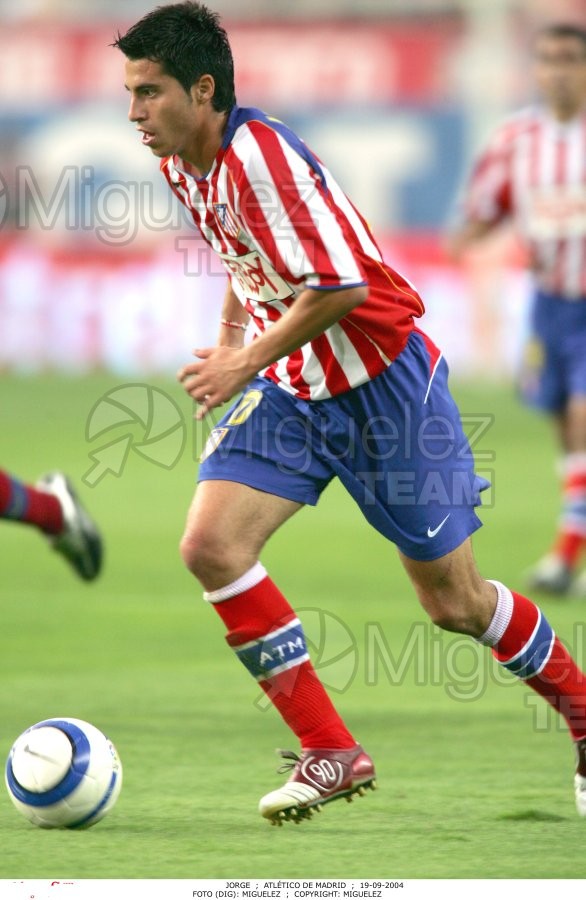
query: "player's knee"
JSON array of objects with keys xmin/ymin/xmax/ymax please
[
  {"xmin": 418, "ymin": 587, "xmax": 489, "ymax": 637},
  {"xmin": 179, "ymin": 527, "xmax": 225, "ymax": 581},
  {"xmin": 426, "ymin": 603, "xmax": 469, "ymax": 634}
]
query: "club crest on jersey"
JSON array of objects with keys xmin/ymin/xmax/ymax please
[
  {"xmin": 213, "ymin": 203, "xmax": 241, "ymax": 239},
  {"xmin": 200, "ymin": 427, "xmax": 229, "ymax": 463}
]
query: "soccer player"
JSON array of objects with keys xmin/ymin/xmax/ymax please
[
  {"xmin": 115, "ymin": 3, "xmax": 586, "ymax": 824},
  {"xmin": 447, "ymin": 23, "xmax": 586, "ymax": 595},
  {"xmin": 0, "ymin": 469, "xmax": 102, "ymax": 580}
]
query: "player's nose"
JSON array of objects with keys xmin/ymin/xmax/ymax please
[{"xmin": 128, "ymin": 96, "xmax": 143, "ymax": 122}]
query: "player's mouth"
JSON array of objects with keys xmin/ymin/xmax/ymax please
[{"xmin": 139, "ymin": 130, "xmax": 156, "ymax": 146}]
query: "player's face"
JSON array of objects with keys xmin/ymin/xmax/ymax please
[
  {"xmin": 534, "ymin": 35, "xmax": 586, "ymax": 119},
  {"xmin": 125, "ymin": 58, "xmax": 207, "ymax": 160}
]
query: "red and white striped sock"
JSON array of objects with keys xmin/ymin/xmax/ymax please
[
  {"xmin": 204, "ymin": 562, "xmax": 356, "ymax": 750},
  {"xmin": 553, "ymin": 454, "xmax": 586, "ymax": 569},
  {"xmin": 480, "ymin": 580, "xmax": 586, "ymax": 740}
]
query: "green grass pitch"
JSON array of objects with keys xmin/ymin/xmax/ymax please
[{"xmin": 1, "ymin": 372, "xmax": 585, "ymax": 879}]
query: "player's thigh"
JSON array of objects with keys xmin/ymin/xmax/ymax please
[
  {"xmin": 324, "ymin": 331, "xmax": 489, "ymax": 561},
  {"xmin": 398, "ymin": 537, "xmax": 496, "ymax": 636},
  {"xmin": 183, "ymin": 478, "xmax": 303, "ymax": 558}
]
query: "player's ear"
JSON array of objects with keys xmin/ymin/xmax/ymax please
[{"xmin": 191, "ymin": 74, "xmax": 215, "ymax": 104}]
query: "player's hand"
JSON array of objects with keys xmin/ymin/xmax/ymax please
[{"xmin": 177, "ymin": 346, "xmax": 254, "ymax": 419}]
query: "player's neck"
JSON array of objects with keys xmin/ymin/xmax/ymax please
[
  {"xmin": 548, "ymin": 98, "xmax": 586, "ymax": 124},
  {"xmin": 181, "ymin": 110, "xmax": 229, "ymax": 175}
]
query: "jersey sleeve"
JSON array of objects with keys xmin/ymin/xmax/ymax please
[
  {"xmin": 226, "ymin": 121, "xmax": 368, "ymax": 291},
  {"xmin": 461, "ymin": 123, "xmax": 514, "ymax": 226}
]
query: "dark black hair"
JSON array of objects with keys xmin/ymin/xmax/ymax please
[
  {"xmin": 536, "ymin": 23, "xmax": 586, "ymax": 54},
  {"xmin": 113, "ymin": 2, "xmax": 236, "ymax": 112}
]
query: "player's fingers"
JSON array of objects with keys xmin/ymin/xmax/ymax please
[
  {"xmin": 177, "ymin": 366, "xmax": 192, "ymax": 383},
  {"xmin": 178, "ymin": 373, "xmax": 195, "ymax": 392},
  {"xmin": 179, "ymin": 374, "xmax": 210, "ymax": 402},
  {"xmin": 193, "ymin": 391, "xmax": 224, "ymax": 420},
  {"xmin": 177, "ymin": 362, "xmax": 202, "ymax": 383},
  {"xmin": 194, "ymin": 403, "xmax": 210, "ymax": 421}
]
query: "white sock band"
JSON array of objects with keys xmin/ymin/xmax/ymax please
[
  {"xmin": 478, "ymin": 580, "xmax": 514, "ymax": 647},
  {"xmin": 564, "ymin": 452, "xmax": 586, "ymax": 475},
  {"xmin": 203, "ymin": 561, "xmax": 267, "ymax": 604}
]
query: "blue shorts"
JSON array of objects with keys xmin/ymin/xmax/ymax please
[
  {"xmin": 198, "ymin": 330, "xmax": 490, "ymax": 561},
  {"xmin": 519, "ymin": 290, "xmax": 586, "ymax": 413}
]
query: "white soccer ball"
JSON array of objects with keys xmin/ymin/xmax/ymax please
[{"xmin": 5, "ymin": 717, "xmax": 122, "ymax": 829}]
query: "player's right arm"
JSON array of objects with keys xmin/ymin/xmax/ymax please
[
  {"xmin": 445, "ymin": 218, "xmax": 498, "ymax": 262},
  {"xmin": 445, "ymin": 119, "xmax": 515, "ymax": 261}
]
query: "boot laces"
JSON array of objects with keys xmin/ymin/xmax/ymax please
[{"xmin": 275, "ymin": 749, "xmax": 301, "ymax": 775}]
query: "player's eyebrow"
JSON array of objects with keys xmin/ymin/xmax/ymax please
[{"xmin": 124, "ymin": 82, "xmax": 159, "ymax": 92}]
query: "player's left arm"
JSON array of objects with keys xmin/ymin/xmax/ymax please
[
  {"xmin": 178, "ymin": 284, "xmax": 367, "ymax": 416},
  {"xmin": 216, "ymin": 280, "xmax": 250, "ymax": 348}
]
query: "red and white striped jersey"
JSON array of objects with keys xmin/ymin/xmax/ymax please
[
  {"xmin": 462, "ymin": 105, "xmax": 586, "ymax": 299},
  {"xmin": 161, "ymin": 105, "xmax": 425, "ymax": 400}
]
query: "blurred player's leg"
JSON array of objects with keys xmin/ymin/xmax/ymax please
[
  {"xmin": 553, "ymin": 453, "xmax": 586, "ymax": 568},
  {"xmin": 552, "ymin": 400, "xmax": 586, "ymax": 577},
  {"xmin": 520, "ymin": 300, "xmax": 586, "ymax": 593},
  {"xmin": 0, "ymin": 469, "xmax": 64, "ymax": 534},
  {"xmin": 529, "ymin": 451, "xmax": 586, "ymax": 592},
  {"xmin": 527, "ymin": 342, "xmax": 586, "ymax": 593},
  {"xmin": 36, "ymin": 472, "xmax": 103, "ymax": 581},
  {"xmin": 529, "ymin": 397, "xmax": 586, "ymax": 594},
  {"xmin": 0, "ymin": 469, "xmax": 102, "ymax": 581}
]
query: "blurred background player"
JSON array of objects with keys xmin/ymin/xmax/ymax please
[
  {"xmin": 117, "ymin": 3, "xmax": 586, "ymax": 825},
  {"xmin": 447, "ymin": 23, "xmax": 586, "ymax": 595},
  {"xmin": 0, "ymin": 469, "xmax": 102, "ymax": 580}
]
